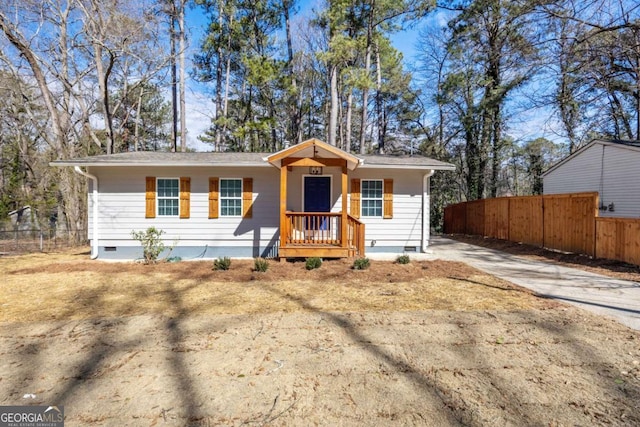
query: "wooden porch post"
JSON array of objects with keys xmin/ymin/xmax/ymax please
[
  {"xmin": 280, "ymin": 165, "xmax": 288, "ymax": 253},
  {"xmin": 341, "ymin": 164, "xmax": 348, "ymax": 249}
]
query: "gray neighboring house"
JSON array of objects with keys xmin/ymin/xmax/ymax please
[
  {"xmin": 51, "ymin": 139, "xmax": 455, "ymax": 260},
  {"xmin": 543, "ymin": 139, "xmax": 640, "ymax": 217}
]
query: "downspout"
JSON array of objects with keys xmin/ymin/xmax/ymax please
[
  {"xmin": 74, "ymin": 167, "xmax": 99, "ymax": 259},
  {"xmin": 422, "ymin": 170, "xmax": 435, "ymax": 252}
]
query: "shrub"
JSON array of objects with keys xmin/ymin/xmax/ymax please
[
  {"xmin": 213, "ymin": 256, "xmax": 231, "ymax": 271},
  {"xmin": 396, "ymin": 255, "xmax": 411, "ymax": 265},
  {"xmin": 254, "ymin": 257, "xmax": 269, "ymax": 272},
  {"xmin": 305, "ymin": 257, "xmax": 322, "ymax": 270},
  {"xmin": 352, "ymin": 257, "xmax": 370, "ymax": 270},
  {"xmin": 131, "ymin": 227, "xmax": 165, "ymax": 264}
]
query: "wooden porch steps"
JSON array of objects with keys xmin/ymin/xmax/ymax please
[{"xmin": 278, "ymin": 244, "xmax": 360, "ymax": 259}]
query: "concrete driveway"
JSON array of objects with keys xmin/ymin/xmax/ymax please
[{"xmin": 427, "ymin": 236, "xmax": 640, "ymax": 331}]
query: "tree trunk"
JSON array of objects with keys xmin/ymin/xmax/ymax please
[
  {"xmin": 374, "ymin": 41, "xmax": 384, "ymax": 153},
  {"xmin": 490, "ymin": 107, "xmax": 502, "ymax": 198},
  {"xmin": 0, "ymin": 13, "xmax": 65, "ymax": 152},
  {"xmin": 214, "ymin": 0, "xmax": 224, "ymax": 151},
  {"xmin": 328, "ymin": 63, "xmax": 338, "ymax": 146},
  {"xmin": 134, "ymin": 86, "xmax": 144, "ymax": 151},
  {"xmin": 179, "ymin": 0, "xmax": 187, "ymax": 152},
  {"xmin": 221, "ymin": 14, "xmax": 233, "ymax": 151},
  {"xmin": 94, "ymin": 45, "xmax": 116, "ymax": 154},
  {"xmin": 283, "ymin": 0, "xmax": 300, "ymax": 145},
  {"xmin": 170, "ymin": 3, "xmax": 178, "ymax": 152},
  {"xmin": 359, "ymin": 32, "xmax": 372, "ymax": 154},
  {"xmin": 345, "ymin": 88, "xmax": 353, "ymax": 152}
]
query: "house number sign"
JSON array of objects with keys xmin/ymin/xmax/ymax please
[{"xmin": 309, "ymin": 166, "xmax": 323, "ymax": 175}]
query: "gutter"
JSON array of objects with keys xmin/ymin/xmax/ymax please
[
  {"xmin": 73, "ymin": 167, "xmax": 99, "ymax": 259},
  {"xmin": 422, "ymin": 170, "xmax": 435, "ymax": 252}
]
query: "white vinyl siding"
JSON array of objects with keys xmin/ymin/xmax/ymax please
[
  {"xmin": 361, "ymin": 180, "xmax": 383, "ymax": 217},
  {"xmin": 86, "ymin": 165, "xmax": 433, "ymax": 253},
  {"xmin": 220, "ymin": 178, "xmax": 242, "ymax": 216},
  {"xmin": 544, "ymin": 142, "xmax": 640, "ymax": 218},
  {"xmin": 157, "ymin": 178, "xmax": 179, "ymax": 216},
  {"xmin": 283, "ymin": 168, "xmax": 427, "ymax": 249},
  {"xmin": 88, "ymin": 167, "xmax": 277, "ymax": 248},
  {"xmin": 349, "ymin": 169, "xmax": 427, "ymax": 248}
]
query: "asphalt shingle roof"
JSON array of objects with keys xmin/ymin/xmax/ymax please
[{"xmin": 51, "ymin": 151, "xmax": 456, "ymax": 170}]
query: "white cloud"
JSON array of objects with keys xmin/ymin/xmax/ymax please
[{"xmin": 184, "ymin": 84, "xmax": 215, "ymax": 152}]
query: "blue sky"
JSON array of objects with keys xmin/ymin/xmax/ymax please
[
  {"xmin": 182, "ymin": 2, "xmax": 562, "ymax": 151},
  {"xmin": 182, "ymin": 1, "xmax": 429, "ymax": 151}
]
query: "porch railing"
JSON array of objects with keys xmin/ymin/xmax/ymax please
[
  {"xmin": 346, "ymin": 214, "xmax": 365, "ymax": 257},
  {"xmin": 283, "ymin": 211, "xmax": 365, "ymax": 256}
]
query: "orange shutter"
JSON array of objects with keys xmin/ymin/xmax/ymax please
[
  {"xmin": 383, "ymin": 179, "xmax": 393, "ymax": 219},
  {"xmin": 179, "ymin": 177, "xmax": 190, "ymax": 219},
  {"xmin": 350, "ymin": 179, "xmax": 360, "ymax": 218},
  {"xmin": 243, "ymin": 177, "xmax": 253, "ymax": 218},
  {"xmin": 145, "ymin": 177, "xmax": 156, "ymax": 218},
  {"xmin": 209, "ymin": 177, "xmax": 219, "ymax": 219}
]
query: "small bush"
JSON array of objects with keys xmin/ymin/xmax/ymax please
[
  {"xmin": 213, "ymin": 256, "xmax": 231, "ymax": 271},
  {"xmin": 305, "ymin": 257, "xmax": 322, "ymax": 270},
  {"xmin": 396, "ymin": 255, "xmax": 411, "ymax": 264},
  {"xmin": 352, "ymin": 257, "xmax": 370, "ymax": 270},
  {"xmin": 254, "ymin": 257, "xmax": 269, "ymax": 272},
  {"xmin": 131, "ymin": 227, "xmax": 165, "ymax": 264}
]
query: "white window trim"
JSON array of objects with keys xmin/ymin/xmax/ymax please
[
  {"xmin": 361, "ymin": 179, "xmax": 383, "ymax": 218},
  {"xmin": 220, "ymin": 177, "xmax": 243, "ymax": 217},
  {"xmin": 157, "ymin": 177, "xmax": 180, "ymax": 217}
]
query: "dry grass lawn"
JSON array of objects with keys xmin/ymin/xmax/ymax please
[
  {"xmin": 1, "ymin": 248, "xmax": 639, "ymax": 426},
  {"xmin": 0, "ymin": 247, "xmax": 556, "ymax": 323}
]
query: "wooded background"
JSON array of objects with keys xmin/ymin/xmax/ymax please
[{"xmin": 0, "ymin": 0, "xmax": 638, "ymax": 240}]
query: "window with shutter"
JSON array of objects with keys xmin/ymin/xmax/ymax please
[
  {"xmin": 220, "ymin": 178, "xmax": 242, "ymax": 216},
  {"xmin": 243, "ymin": 178, "xmax": 253, "ymax": 218},
  {"xmin": 361, "ymin": 180, "xmax": 383, "ymax": 217},
  {"xmin": 383, "ymin": 179, "xmax": 393, "ymax": 219},
  {"xmin": 145, "ymin": 177, "xmax": 156, "ymax": 218},
  {"xmin": 157, "ymin": 178, "xmax": 179, "ymax": 216},
  {"xmin": 357, "ymin": 179, "xmax": 393, "ymax": 219},
  {"xmin": 179, "ymin": 177, "xmax": 190, "ymax": 219},
  {"xmin": 350, "ymin": 179, "xmax": 360, "ymax": 218},
  {"xmin": 209, "ymin": 177, "xmax": 219, "ymax": 219}
]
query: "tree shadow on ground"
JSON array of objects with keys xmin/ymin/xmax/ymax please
[
  {"xmin": 2, "ymin": 279, "xmax": 243, "ymax": 426},
  {"xmin": 257, "ymin": 281, "xmax": 640, "ymax": 426},
  {"xmin": 257, "ymin": 283, "xmax": 467, "ymax": 425},
  {"xmin": 448, "ymin": 307, "xmax": 640, "ymax": 425}
]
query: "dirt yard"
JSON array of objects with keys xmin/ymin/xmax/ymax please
[{"xmin": 1, "ymin": 249, "xmax": 639, "ymax": 426}]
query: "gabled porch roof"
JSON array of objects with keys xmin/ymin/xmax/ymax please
[{"xmin": 264, "ymin": 138, "xmax": 363, "ymax": 170}]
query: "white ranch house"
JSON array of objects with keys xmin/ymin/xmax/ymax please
[
  {"xmin": 543, "ymin": 139, "xmax": 640, "ymax": 218},
  {"xmin": 52, "ymin": 139, "xmax": 454, "ymax": 260}
]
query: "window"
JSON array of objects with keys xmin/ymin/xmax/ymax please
[
  {"xmin": 220, "ymin": 178, "xmax": 242, "ymax": 216},
  {"xmin": 157, "ymin": 178, "xmax": 179, "ymax": 216},
  {"xmin": 361, "ymin": 180, "xmax": 383, "ymax": 217}
]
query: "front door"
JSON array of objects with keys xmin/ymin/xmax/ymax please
[
  {"xmin": 304, "ymin": 176, "xmax": 331, "ymax": 231},
  {"xmin": 304, "ymin": 176, "xmax": 331, "ymax": 212}
]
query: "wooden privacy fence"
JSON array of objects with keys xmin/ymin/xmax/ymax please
[
  {"xmin": 444, "ymin": 192, "xmax": 640, "ymax": 266},
  {"xmin": 595, "ymin": 218, "xmax": 640, "ymax": 266}
]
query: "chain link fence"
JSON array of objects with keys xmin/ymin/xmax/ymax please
[{"xmin": 0, "ymin": 228, "xmax": 87, "ymax": 254}]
